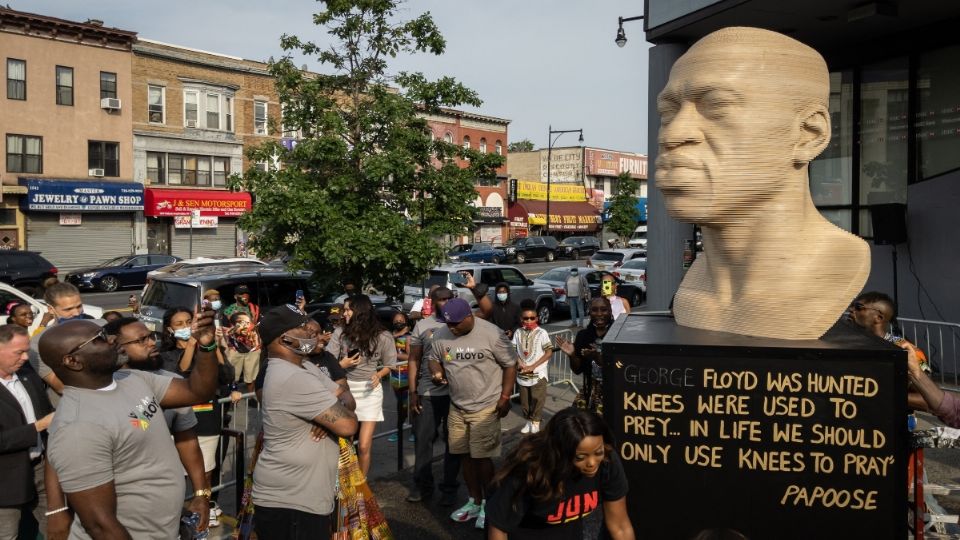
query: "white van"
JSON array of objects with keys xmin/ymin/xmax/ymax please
[{"xmin": 628, "ymin": 225, "xmax": 647, "ymax": 248}]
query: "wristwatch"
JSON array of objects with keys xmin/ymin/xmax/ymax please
[{"xmin": 194, "ymin": 488, "xmax": 212, "ymax": 499}]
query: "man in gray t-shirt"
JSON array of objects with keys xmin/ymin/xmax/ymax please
[
  {"xmin": 426, "ymin": 298, "xmax": 517, "ymax": 529},
  {"xmin": 40, "ymin": 315, "xmax": 222, "ymax": 539}
]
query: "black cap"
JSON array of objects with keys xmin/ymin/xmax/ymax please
[
  {"xmin": 259, "ymin": 304, "xmax": 310, "ymax": 347},
  {"xmin": 235, "ymin": 284, "xmax": 251, "ymax": 294}
]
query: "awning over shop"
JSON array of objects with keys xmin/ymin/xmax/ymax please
[
  {"xmin": 602, "ymin": 197, "xmax": 647, "ymax": 223},
  {"xmin": 508, "ymin": 200, "xmax": 601, "ymax": 232},
  {"xmin": 144, "ymin": 189, "xmax": 252, "ymax": 217},
  {"xmin": 19, "ymin": 178, "xmax": 143, "ymax": 212}
]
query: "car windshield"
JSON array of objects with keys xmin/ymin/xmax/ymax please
[
  {"xmin": 450, "ymin": 245, "xmax": 471, "ymax": 253},
  {"xmin": 621, "ymin": 258, "xmax": 647, "ymax": 270},
  {"xmin": 99, "ymin": 256, "xmax": 130, "ymax": 267},
  {"xmin": 539, "ymin": 268, "xmax": 571, "ymax": 281},
  {"xmin": 509, "ymin": 238, "xmax": 528, "ymax": 247},
  {"xmin": 591, "ymin": 251, "xmax": 624, "ymax": 262},
  {"xmin": 560, "ymin": 238, "xmax": 582, "ymax": 246},
  {"xmin": 141, "ymin": 281, "xmax": 199, "ymax": 310}
]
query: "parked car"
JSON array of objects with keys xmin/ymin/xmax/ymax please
[
  {"xmin": 0, "ymin": 282, "xmax": 103, "ymax": 333},
  {"xmin": 136, "ymin": 264, "xmax": 312, "ymax": 333},
  {"xmin": 403, "ymin": 263, "xmax": 557, "ymax": 324},
  {"xmin": 447, "ymin": 243, "xmax": 505, "ymax": 264},
  {"xmin": 613, "ymin": 257, "xmax": 647, "ymax": 294},
  {"xmin": 586, "ymin": 249, "xmax": 647, "ymax": 272},
  {"xmin": 532, "ymin": 266, "xmax": 644, "ymax": 311},
  {"xmin": 499, "ymin": 236, "xmax": 559, "ymax": 264},
  {"xmin": 0, "ymin": 250, "xmax": 58, "ymax": 297},
  {"xmin": 66, "ymin": 254, "xmax": 180, "ymax": 292},
  {"xmin": 557, "ymin": 236, "xmax": 601, "ymax": 260}
]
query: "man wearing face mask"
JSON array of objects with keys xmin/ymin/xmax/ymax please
[
  {"xmin": 30, "ymin": 283, "xmax": 96, "ymax": 405},
  {"xmin": 488, "ymin": 283, "xmax": 522, "ymax": 339},
  {"xmin": 39, "ymin": 308, "xmax": 221, "ymax": 539},
  {"xmin": 565, "ymin": 267, "xmax": 589, "ymax": 328},
  {"xmin": 253, "ymin": 305, "xmax": 358, "ymax": 539}
]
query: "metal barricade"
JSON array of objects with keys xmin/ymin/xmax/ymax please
[
  {"xmin": 547, "ymin": 328, "xmax": 579, "ymax": 393},
  {"xmin": 898, "ymin": 318, "xmax": 960, "ymax": 388}
]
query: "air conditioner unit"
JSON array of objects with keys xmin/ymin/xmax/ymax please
[
  {"xmin": 185, "ymin": 119, "xmax": 197, "ymax": 128},
  {"xmin": 100, "ymin": 97, "xmax": 121, "ymax": 110},
  {"xmin": 88, "ymin": 168, "xmax": 105, "ymax": 177}
]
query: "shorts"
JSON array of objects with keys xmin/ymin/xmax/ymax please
[
  {"xmin": 198, "ymin": 435, "xmax": 220, "ymax": 473},
  {"xmin": 348, "ymin": 379, "xmax": 384, "ymax": 422},
  {"xmin": 227, "ymin": 349, "xmax": 260, "ymax": 383},
  {"xmin": 447, "ymin": 405, "xmax": 501, "ymax": 458}
]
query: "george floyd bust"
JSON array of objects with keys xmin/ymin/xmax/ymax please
[{"xmin": 655, "ymin": 27, "xmax": 870, "ymax": 340}]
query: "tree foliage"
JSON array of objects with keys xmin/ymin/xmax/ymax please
[
  {"xmin": 233, "ymin": 0, "xmax": 503, "ymax": 297},
  {"xmin": 508, "ymin": 139, "xmax": 535, "ymax": 153},
  {"xmin": 606, "ymin": 172, "xmax": 641, "ymax": 242}
]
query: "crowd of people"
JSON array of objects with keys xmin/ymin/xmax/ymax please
[{"xmin": 0, "ymin": 273, "xmax": 944, "ymax": 539}]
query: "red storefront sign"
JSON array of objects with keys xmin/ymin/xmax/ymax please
[{"xmin": 144, "ymin": 189, "xmax": 252, "ymax": 217}]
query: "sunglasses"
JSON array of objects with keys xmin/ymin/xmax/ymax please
[
  {"xmin": 68, "ymin": 329, "xmax": 110, "ymax": 355},
  {"xmin": 118, "ymin": 332, "xmax": 159, "ymax": 347},
  {"xmin": 521, "ymin": 316, "xmax": 538, "ymax": 321},
  {"xmin": 853, "ymin": 302, "xmax": 883, "ymax": 314}
]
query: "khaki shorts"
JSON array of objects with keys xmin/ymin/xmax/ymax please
[
  {"xmin": 227, "ymin": 349, "xmax": 260, "ymax": 383},
  {"xmin": 447, "ymin": 405, "xmax": 501, "ymax": 458}
]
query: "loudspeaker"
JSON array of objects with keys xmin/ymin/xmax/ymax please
[{"xmin": 870, "ymin": 203, "xmax": 907, "ymax": 245}]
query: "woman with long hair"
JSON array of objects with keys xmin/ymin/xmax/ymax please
[
  {"xmin": 485, "ymin": 407, "xmax": 634, "ymax": 539},
  {"xmin": 556, "ymin": 297, "xmax": 614, "ymax": 415},
  {"xmin": 326, "ymin": 293, "xmax": 397, "ymax": 476}
]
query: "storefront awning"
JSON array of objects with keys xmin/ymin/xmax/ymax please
[
  {"xmin": 144, "ymin": 189, "xmax": 252, "ymax": 217},
  {"xmin": 18, "ymin": 178, "xmax": 143, "ymax": 212},
  {"xmin": 508, "ymin": 200, "xmax": 601, "ymax": 232}
]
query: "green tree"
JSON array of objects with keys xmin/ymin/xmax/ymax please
[
  {"xmin": 606, "ymin": 172, "xmax": 640, "ymax": 244},
  {"xmin": 233, "ymin": 1, "xmax": 503, "ymax": 297},
  {"xmin": 508, "ymin": 139, "xmax": 535, "ymax": 153}
]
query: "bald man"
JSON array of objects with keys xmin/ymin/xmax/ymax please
[
  {"xmin": 39, "ymin": 312, "xmax": 220, "ymax": 540},
  {"xmin": 656, "ymin": 27, "xmax": 870, "ymax": 340}
]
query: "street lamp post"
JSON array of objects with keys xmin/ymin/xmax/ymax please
[
  {"xmin": 546, "ymin": 126, "xmax": 583, "ymax": 235},
  {"xmin": 615, "ymin": 15, "xmax": 645, "ymax": 48}
]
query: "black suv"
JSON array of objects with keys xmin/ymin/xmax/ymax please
[
  {"xmin": 501, "ymin": 236, "xmax": 559, "ymax": 264},
  {"xmin": 0, "ymin": 250, "xmax": 58, "ymax": 297},
  {"xmin": 558, "ymin": 236, "xmax": 601, "ymax": 260}
]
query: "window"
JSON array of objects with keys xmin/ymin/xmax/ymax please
[
  {"xmin": 159, "ymin": 153, "xmax": 223, "ymax": 186},
  {"xmin": 88, "ymin": 141, "xmax": 119, "ymax": 177},
  {"xmin": 463, "ymin": 135, "xmax": 471, "ymax": 150},
  {"xmin": 254, "ymin": 100, "xmax": 268, "ymax": 135},
  {"xmin": 7, "ymin": 59, "xmax": 25, "ymax": 100},
  {"xmin": 917, "ymin": 45, "xmax": 960, "ymax": 180},
  {"xmin": 146, "ymin": 152, "xmax": 165, "ymax": 183},
  {"xmin": 148, "ymin": 85, "xmax": 165, "ymax": 123},
  {"xmin": 184, "ymin": 91, "xmax": 198, "ymax": 127},
  {"xmin": 499, "ymin": 268, "xmax": 526, "ymax": 287},
  {"xmin": 183, "ymin": 156, "xmax": 198, "ymax": 185},
  {"xmin": 225, "ymin": 96, "xmax": 233, "ymax": 132},
  {"xmin": 444, "ymin": 132, "xmax": 453, "ymax": 143},
  {"xmin": 206, "ymin": 94, "xmax": 220, "ymax": 130},
  {"xmin": 100, "ymin": 72, "xmax": 117, "ymax": 100},
  {"xmin": 495, "ymin": 140, "xmax": 503, "ymax": 155},
  {"xmin": 197, "ymin": 157, "xmax": 211, "ymax": 185},
  {"xmin": 6, "ymin": 134, "xmax": 42, "ymax": 173},
  {"xmin": 55, "ymin": 66, "xmax": 73, "ymax": 106},
  {"xmin": 213, "ymin": 157, "xmax": 229, "ymax": 186},
  {"xmin": 479, "ymin": 138, "xmax": 487, "ymax": 153},
  {"xmin": 168, "ymin": 155, "xmax": 182, "ymax": 184}
]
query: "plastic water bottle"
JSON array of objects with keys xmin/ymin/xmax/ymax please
[{"xmin": 180, "ymin": 512, "xmax": 208, "ymax": 540}]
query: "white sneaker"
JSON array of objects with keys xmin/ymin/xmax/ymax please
[
  {"xmin": 520, "ymin": 421, "xmax": 532, "ymax": 434},
  {"xmin": 530, "ymin": 421, "xmax": 540, "ymax": 434},
  {"xmin": 450, "ymin": 498, "xmax": 481, "ymax": 522},
  {"xmin": 475, "ymin": 501, "xmax": 486, "ymax": 529}
]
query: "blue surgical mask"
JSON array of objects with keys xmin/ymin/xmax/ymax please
[
  {"xmin": 496, "ymin": 293, "xmax": 508, "ymax": 302},
  {"xmin": 210, "ymin": 300, "xmax": 222, "ymax": 311},
  {"xmin": 173, "ymin": 327, "xmax": 192, "ymax": 341},
  {"xmin": 57, "ymin": 313, "xmax": 86, "ymax": 323}
]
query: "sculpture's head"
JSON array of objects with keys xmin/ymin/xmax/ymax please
[{"xmin": 656, "ymin": 27, "xmax": 831, "ymax": 225}]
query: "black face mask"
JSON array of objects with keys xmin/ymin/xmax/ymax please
[{"xmin": 393, "ymin": 322, "xmax": 408, "ymax": 331}]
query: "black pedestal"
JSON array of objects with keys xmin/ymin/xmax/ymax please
[{"xmin": 602, "ymin": 314, "xmax": 908, "ymax": 540}]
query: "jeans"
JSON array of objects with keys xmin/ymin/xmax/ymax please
[
  {"xmin": 568, "ymin": 297, "xmax": 584, "ymax": 326},
  {"xmin": 253, "ymin": 505, "xmax": 330, "ymax": 540},
  {"xmin": 412, "ymin": 394, "xmax": 461, "ymax": 495}
]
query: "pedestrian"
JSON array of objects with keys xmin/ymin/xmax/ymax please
[
  {"xmin": 0, "ymin": 324, "xmax": 54, "ymax": 540},
  {"xmin": 406, "ymin": 286, "xmax": 462, "ymax": 505},
  {"xmin": 556, "ymin": 297, "xmax": 614, "ymax": 416},
  {"xmin": 409, "ymin": 285, "xmax": 440, "ymax": 322},
  {"xmin": 388, "ymin": 311, "xmax": 412, "ymax": 443},
  {"xmin": 599, "ymin": 274, "xmax": 630, "ymax": 319},
  {"xmin": 326, "ymin": 294, "xmax": 396, "ymax": 477},
  {"xmin": 489, "ymin": 283, "xmax": 522, "ymax": 339},
  {"xmin": 30, "ymin": 282, "xmax": 95, "ymax": 404},
  {"xmin": 223, "ymin": 284, "xmax": 260, "ymax": 324},
  {"xmin": 6, "ymin": 303, "xmax": 35, "ymax": 330},
  {"xmin": 40, "ymin": 310, "xmax": 220, "ymax": 539},
  {"xmin": 565, "ymin": 267, "xmax": 589, "ymax": 328},
  {"xmin": 100, "ymin": 311, "xmax": 122, "ymax": 323},
  {"xmin": 253, "ymin": 304, "xmax": 358, "ymax": 540},
  {"xmin": 513, "ymin": 299, "xmax": 553, "ymax": 434},
  {"xmin": 486, "ymin": 407, "xmax": 635, "ymax": 539},
  {"xmin": 224, "ymin": 311, "xmax": 262, "ymax": 396},
  {"xmin": 426, "ymin": 297, "xmax": 518, "ymax": 529},
  {"xmin": 104, "ymin": 317, "xmax": 212, "ymax": 531}
]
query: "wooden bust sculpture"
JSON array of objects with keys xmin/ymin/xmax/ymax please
[{"xmin": 656, "ymin": 27, "xmax": 870, "ymax": 340}]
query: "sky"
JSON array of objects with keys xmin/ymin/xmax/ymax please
[{"xmin": 18, "ymin": 0, "xmax": 652, "ymax": 154}]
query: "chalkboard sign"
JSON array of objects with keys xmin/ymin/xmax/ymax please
[{"xmin": 602, "ymin": 315, "xmax": 907, "ymax": 540}]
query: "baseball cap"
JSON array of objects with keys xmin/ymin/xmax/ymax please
[
  {"xmin": 235, "ymin": 284, "xmax": 250, "ymax": 294},
  {"xmin": 437, "ymin": 297, "xmax": 472, "ymax": 324},
  {"xmin": 203, "ymin": 289, "xmax": 220, "ymax": 299},
  {"xmin": 259, "ymin": 304, "xmax": 311, "ymax": 347}
]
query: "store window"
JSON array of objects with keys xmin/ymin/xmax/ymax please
[
  {"xmin": 55, "ymin": 66, "xmax": 73, "ymax": 106},
  {"xmin": 916, "ymin": 45, "xmax": 960, "ymax": 181},
  {"xmin": 254, "ymin": 100, "xmax": 268, "ymax": 135},
  {"xmin": 88, "ymin": 141, "xmax": 120, "ymax": 177},
  {"xmin": 100, "ymin": 72, "xmax": 117, "ymax": 100},
  {"xmin": 148, "ymin": 85, "xmax": 165, "ymax": 123},
  {"xmin": 7, "ymin": 59, "xmax": 25, "ymax": 100},
  {"xmin": 6, "ymin": 134, "xmax": 42, "ymax": 173}
]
